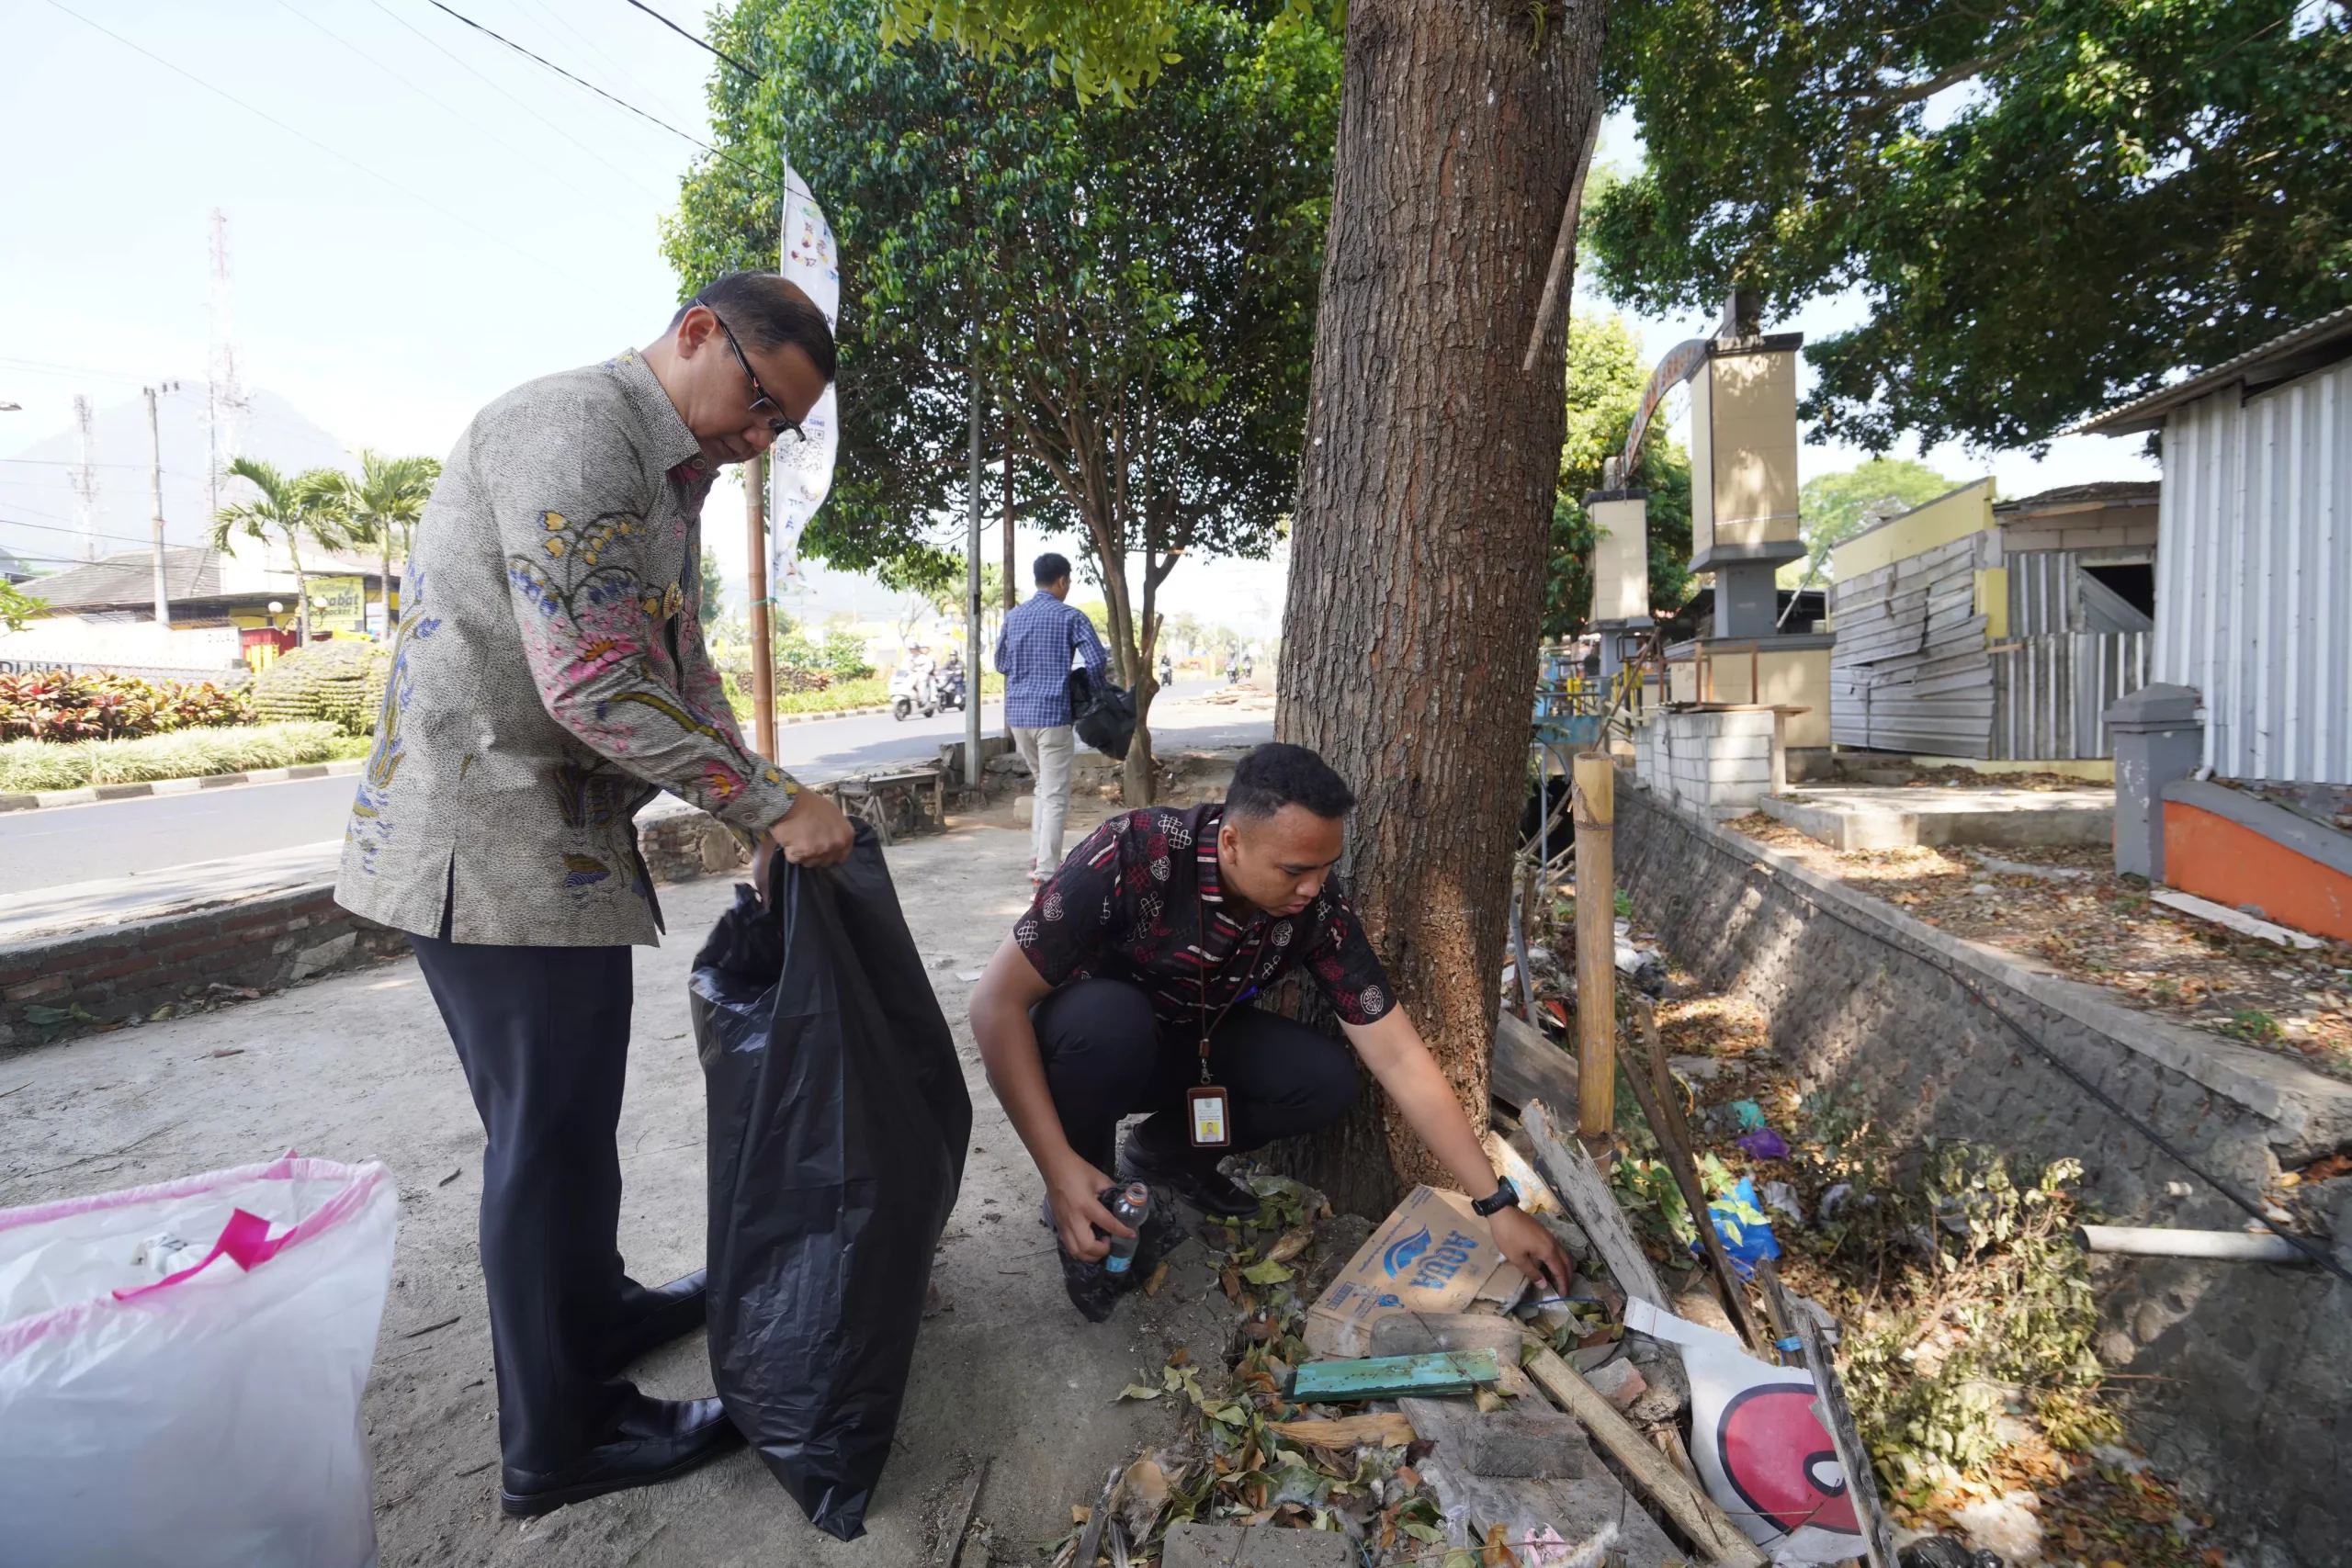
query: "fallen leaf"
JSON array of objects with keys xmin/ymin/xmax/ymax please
[
  {"xmin": 1220, "ymin": 1268, "xmax": 1241, "ymax": 1301},
  {"xmin": 1239, "ymin": 1258, "xmax": 1294, "ymax": 1286},
  {"xmin": 1071, "ymin": 1504, "xmax": 1091, "ymax": 1524},
  {"xmin": 1483, "ymin": 1521, "xmax": 1521, "ymax": 1567},
  {"xmin": 1168, "ymin": 1346, "xmax": 1191, "ymax": 1367},
  {"xmin": 1115, "ymin": 1383, "xmax": 1163, "ymax": 1402},
  {"xmin": 1396, "ymin": 1465, "xmax": 1421, "ymax": 1487},
  {"xmin": 1144, "ymin": 1260, "xmax": 1170, "ymax": 1297},
  {"xmin": 1263, "ymin": 1227, "xmax": 1315, "ymax": 1265}
]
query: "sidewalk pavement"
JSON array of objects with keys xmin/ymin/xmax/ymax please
[{"xmin": 0, "ymin": 822, "xmax": 1231, "ymax": 1567}]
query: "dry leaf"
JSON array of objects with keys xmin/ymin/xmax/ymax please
[
  {"xmin": 1474, "ymin": 1387, "xmax": 1508, "ymax": 1414},
  {"xmin": 1071, "ymin": 1504, "xmax": 1091, "ymax": 1524},
  {"xmin": 1120, "ymin": 1457, "xmax": 1170, "ymax": 1541},
  {"xmin": 1143, "ymin": 1261, "xmax": 1170, "ymax": 1297},
  {"xmin": 1169, "ymin": 1347, "xmax": 1191, "ymax": 1367},
  {"xmin": 1263, "ymin": 1226, "xmax": 1315, "ymax": 1264},
  {"xmin": 1220, "ymin": 1268, "xmax": 1241, "ymax": 1301},
  {"xmin": 1483, "ymin": 1522, "xmax": 1521, "ymax": 1567}
]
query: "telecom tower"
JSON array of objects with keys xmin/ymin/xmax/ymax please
[
  {"xmin": 71, "ymin": 393, "xmax": 99, "ymax": 562},
  {"xmin": 204, "ymin": 209, "xmax": 248, "ymax": 521}
]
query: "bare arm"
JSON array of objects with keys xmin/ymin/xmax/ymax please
[
  {"xmin": 968, "ymin": 937, "xmax": 1134, "ymax": 1261},
  {"xmin": 1343, "ymin": 1009, "xmax": 1575, "ymax": 1295}
]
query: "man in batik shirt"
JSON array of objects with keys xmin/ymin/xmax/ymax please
[
  {"xmin": 335, "ymin": 271, "xmax": 854, "ymax": 1517},
  {"xmin": 968, "ymin": 743, "xmax": 1571, "ymax": 1314}
]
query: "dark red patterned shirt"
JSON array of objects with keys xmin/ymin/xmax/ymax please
[{"xmin": 1013, "ymin": 803, "xmax": 1396, "ymax": 1036}]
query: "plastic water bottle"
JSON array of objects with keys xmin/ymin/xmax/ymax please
[{"xmin": 1102, "ymin": 1183, "xmax": 1151, "ymax": 1274}]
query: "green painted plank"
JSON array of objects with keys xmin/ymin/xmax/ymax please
[{"xmin": 1291, "ymin": 1348, "xmax": 1503, "ymax": 1403}]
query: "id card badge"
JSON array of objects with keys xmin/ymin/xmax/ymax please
[{"xmin": 1186, "ymin": 1085, "xmax": 1231, "ymax": 1147}]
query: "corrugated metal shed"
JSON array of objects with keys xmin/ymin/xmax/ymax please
[{"xmin": 2153, "ymin": 354, "xmax": 2352, "ymax": 784}]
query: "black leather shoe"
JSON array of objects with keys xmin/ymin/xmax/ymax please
[
  {"xmin": 601, "ymin": 1269, "xmax": 707, "ymax": 1375},
  {"xmin": 1120, "ymin": 1122, "xmax": 1262, "ymax": 1222},
  {"xmin": 499, "ymin": 1394, "xmax": 744, "ymax": 1518}
]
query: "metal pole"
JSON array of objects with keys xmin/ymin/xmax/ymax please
[
  {"xmin": 965, "ymin": 356, "xmax": 983, "ymax": 788},
  {"xmin": 747, "ymin": 452, "xmax": 776, "ymax": 761},
  {"xmin": 145, "ymin": 386, "xmax": 170, "ymax": 628}
]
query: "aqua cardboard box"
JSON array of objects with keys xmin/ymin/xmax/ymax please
[{"xmin": 1303, "ymin": 1185, "xmax": 1526, "ymax": 1359}]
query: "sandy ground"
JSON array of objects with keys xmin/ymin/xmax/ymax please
[{"xmin": 0, "ymin": 820, "xmax": 1236, "ymax": 1567}]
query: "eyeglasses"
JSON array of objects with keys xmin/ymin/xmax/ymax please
[{"xmin": 697, "ymin": 299, "xmax": 804, "ymax": 442}]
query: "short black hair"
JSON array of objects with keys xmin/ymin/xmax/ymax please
[
  {"xmin": 1034, "ymin": 551, "xmax": 1072, "ymax": 586},
  {"xmin": 1227, "ymin": 742, "xmax": 1354, "ymax": 822},
  {"xmin": 673, "ymin": 271, "xmax": 837, "ymax": 383}
]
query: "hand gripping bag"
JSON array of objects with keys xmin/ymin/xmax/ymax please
[
  {"xmin": 691, "ymin": 822, "xmax": 971, "ymax": 1540},
  {"xmin": 0, "ymin": 1156, "xmax": 398, "ymax": 1568}
]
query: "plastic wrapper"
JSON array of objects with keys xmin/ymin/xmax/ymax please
[
  {"xmin": 691, "ymin": 823, "xmax": 971, "ymax": 1540},
  {"xmin": 0, "ymin": 1156, "xmax": 397, "ymax": 1568}
]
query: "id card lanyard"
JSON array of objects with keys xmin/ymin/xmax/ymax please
[{"xmin": 1188, "ymin": 871, "xmax": 1269, "ymax": 1147}]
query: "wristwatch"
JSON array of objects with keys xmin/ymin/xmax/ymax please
[{"xmin": 1471, "ymin": 1177, "xmax": 1521, "ymax": 1218}]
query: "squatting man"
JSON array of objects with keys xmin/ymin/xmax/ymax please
[{"xmin": 969, "ymin": 742, "xmax": 1574, "ymax": 1313}]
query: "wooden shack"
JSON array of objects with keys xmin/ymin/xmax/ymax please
[{"xmin": 1826, "ymin": 480, "xmax": 2156, "ymax": 760}]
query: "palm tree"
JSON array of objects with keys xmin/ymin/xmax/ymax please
[
  {"xmin": 211, "ymin": 457, "xmax": 355, "ymax": 645},
  {"xmin": 322, "ymin": 450, "xmax": 441, "ymax": 634}
]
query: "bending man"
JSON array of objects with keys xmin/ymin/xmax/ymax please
[{"xmin": 967, "ymin": 742, "xmax": 1570, "ymax": 1310}]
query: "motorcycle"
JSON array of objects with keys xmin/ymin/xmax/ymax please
[
  {"xmin": 889, "ymin": 664, "xmax": 940, "ymax": 721},
  {"xmin": 937, "ymin": 663, "xmax": 967, "ymax": 713}
]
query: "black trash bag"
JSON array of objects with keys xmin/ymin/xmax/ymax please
[
  {"xmin": 1065, "ymin": 667, "xmax": 1136, "ymax": 759},
  {"xmin": 690, "ymin": 822, "xmax": 971, "ymax": 1540}
]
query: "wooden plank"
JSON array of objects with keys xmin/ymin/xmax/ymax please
[
  {"xmin": 1290, "ymin": 1348, "xmax": 1501, "ymax": 1403},
  {"xmin": 1522, "ymin": 1347, "xmax": 1770, "ymax": 1567},
  {"xmin": 939, "ymin": 1457, "xmax": 990, "ymax": 1568},
  {"xmin": 1761, "ymin": 1272, "xmax": 1896, "ymax": 1568},
  {"xmin": 1621, "ymin": 998, "xmax": 1771, "ymax": 1354},
  {"xmin": 1265, "ymin": 1412, "xmax": 1417, "ymax": 1450},
  {"xmin": 1521, "ymin": 1100, "xmax": 1672, "ymax": 1312},
  {"xmin": 1481, "ymin": 1126, "xmax": 1565, "ymax": 1219},
  {"xmin": 1491, "ymin": 1009, "xmax": 1580, "ymax": 1120}
]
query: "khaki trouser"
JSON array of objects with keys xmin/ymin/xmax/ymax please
[{"xmin": 1012, "ymin": 724, "xmax": 1076, "ymax": 875}]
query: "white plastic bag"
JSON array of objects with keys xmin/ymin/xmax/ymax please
[
  {"xmin": 1628, "ymin": 1298, "xmax": 1864, "ymax": 1565},
  {"xmin": 0, "ymin": 1156, "xmax": 398, "ymax": 1568}
]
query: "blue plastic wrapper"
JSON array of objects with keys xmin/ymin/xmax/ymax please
[{"xmin": 1689, "ymin": 1176, "xmax": 1781, "ymax": 1279}]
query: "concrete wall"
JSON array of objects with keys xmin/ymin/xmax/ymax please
[
  {"xmin": 1633, "ymin": 707, "xmax": 1775, "ymax": 819},
  {"xmin": 1616, "ymin": 781, "xmax": 2352, "ymax": 1566}
]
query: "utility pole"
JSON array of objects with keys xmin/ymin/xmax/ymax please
[
  {"xmin": 71, "ymin": 394, "xmax": 99, "ymax": 563},
  {"xmin": 145, "ymin": 384, "xmax": 172, "ymax": 627},
  {"xmin": 747, "ymin": 452, "xmax": 776, "ymax": 761},
  {"xmin": 964, "ymin": 355, "xmax": 983, "ymax": 788}
]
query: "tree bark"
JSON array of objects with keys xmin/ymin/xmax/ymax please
[{"xmin": 1269, "ymin": 0, "xmax": 1605, "ymax": 1219}]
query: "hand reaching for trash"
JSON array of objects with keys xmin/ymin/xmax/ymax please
[
  {"xmin": 768, "ymin": 789, "xmax": 856, "ymax": 868},
  {"xmin": 1046, "ymin": 1155, "xmax": 1136, "ymax": 1262},
  {"xmin": 1488, "ymin": 1205, "xmax": 1576, "ymax": 1299}
]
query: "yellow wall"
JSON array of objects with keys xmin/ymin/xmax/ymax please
[
  {"xmin": 1705, "ymin": 349, "xmax": 1802, "ymax": 547},
  {"xmin": 1972, "ymin": 568, "xmax": 2009, "ymax": 638},
  {"xmin": 1589, "ymin": 497, "xmax": 1649, "ymax": 621},
  {"xmin": 1831, "ymin": 478, "xmax": 1996, "ymax": 581},
  {"xmin": 1664, "ymin": 646, "xmax": 1833, "ymax": 749}
]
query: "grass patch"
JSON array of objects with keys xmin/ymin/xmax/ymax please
[
  {"xmin": 775, "ymin": 675, "xmax": 889, "ymax": 715},
  {"xmin": 0, "ymin": 721, "xmax": 347, "ymax": 792}
]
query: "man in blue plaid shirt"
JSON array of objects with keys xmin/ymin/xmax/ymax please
[{"xmin": 995, "ymin": 552, "xmax": 1109, "ymax": 883}]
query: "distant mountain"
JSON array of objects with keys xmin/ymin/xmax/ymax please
[{"xmin": 0, "ymin": 386, "xmax": 351, "ymax": 579}]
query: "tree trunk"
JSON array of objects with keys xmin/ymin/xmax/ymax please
[
  {"xmin": 379, "ymin": 526, "xmax": 393, "ymax": 636},
  {"xmin": 290, "ymin": 541, "xmax": 310, "ymax": 645},
  {"xmin": 1268, "ymin": 0, "xmax": 1604, "ymax": 1220}
]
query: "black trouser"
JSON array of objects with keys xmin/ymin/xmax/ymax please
[
  {"xmin": 409, "ymin": 931, "xmax": 660, "ymax": 1472},
  {"xmin": 1031, "ymin": 978, "xmax": 1360, "ymax": 1170}
]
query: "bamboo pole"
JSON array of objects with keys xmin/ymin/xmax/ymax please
[
  {"xmin": 746, "ymin": 452, "xmax": 775, "ymax": 760},
  {"xmin": 1573, "ymin": 751, "xmax": 1615, "ymax": 1141}
]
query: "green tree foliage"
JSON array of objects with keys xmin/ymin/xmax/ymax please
[
  {"xmin": 0, "ymin": 580, "xmax": 47, "ymax": 635},
  {"xmin": 1589, "ymin": 0, "xmax": 2352, "ymax": 449},
  {"xmin": 665, "ymin": 0, "xmax": 1339, "ymax": 796},
  {"xmin": 1544, "ymin": 313, "xmax": 1694, "ymax": 639},
  {"xmin": 1781, "ymin": 457, "xmax": 1954, "ymax": 588},
  {"xmin": 315, "ymin": 450, "xmax": 440, "ymax": 632},
  {"xmin": 211, "ymin": 457, "xmax": 355, "ymax": 645}
]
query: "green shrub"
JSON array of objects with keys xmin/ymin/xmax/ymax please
[
  {"xmin": 0, "ymin": 671, "xmax": 253, "ymax": 741},
  {"xmin": 249, "ymin": 640, "xmax": 390, "ymax": 736},
  {"xmin": 0, "ymin": 721, "xmax": 345, "ymax": 793}
]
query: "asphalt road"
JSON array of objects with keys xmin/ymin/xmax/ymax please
[{"xmin": 0, "ymin": 680, "xmax": 1267, "ymax": 895}]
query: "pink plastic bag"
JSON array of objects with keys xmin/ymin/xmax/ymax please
[{"xmin": 0, "ymin": 1156, "xmax": 398, "ymax": 1568}]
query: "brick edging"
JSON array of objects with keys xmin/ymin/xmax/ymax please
[{"xmin": 0, "ymin": 757, "xmax": 367, "ymax": 813}]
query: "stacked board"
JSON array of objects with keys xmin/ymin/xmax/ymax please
[{"xmin": 1827, "ymin": 532, "xmax": 1996, "ymax": 756}]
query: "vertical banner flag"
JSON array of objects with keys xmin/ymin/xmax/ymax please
[{"xmin": 770, "ymin": 158, "xmax": 840, "ymax": 586}]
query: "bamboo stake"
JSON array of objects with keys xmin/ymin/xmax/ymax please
[
  {"xmin": 1573, "ymin": 751, "xmax": 1616, "ymax": 1140},
  {"xmin": 1623, "ymin": 997, "xmax": 1773, "ymax": 1354},
  {"xmin": 1523, "ymin": 1345, "xmax": 1768, "ymax": 1567},
  {"xmin": 745, "ymin": 451, "xmax": 776, "ymax": 761}
]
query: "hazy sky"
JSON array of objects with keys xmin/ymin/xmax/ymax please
[{"xmin": 1, "ymin": 2, "xmax": 2151, "ymax": 633}]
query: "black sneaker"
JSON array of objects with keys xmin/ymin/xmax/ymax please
[{"xmin": 1119, "ymin": 1120, "xmax": 1263, "ymax": 1222}]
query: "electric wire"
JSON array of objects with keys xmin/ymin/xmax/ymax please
[
  {"xmin": 362, "ymin": 0, "xmax": 665, "ymax": 201},
  {"xmin": 424, "ymin": 0, "xmax": 756, "ymax": 173},
  {"xmin": 618, "ymin": 0, "xmax": 762, "ymax": 80},
  {"xmin": 1674, "ymin": 811, "xmax": 2352, "ymax": 1287},
  {"xmin": 268, "ymin": 0, "xmax": 639, "ymax": 216},
  {"xmin": 39, "ymin": 0, "xmax": 594, "ymax": 286},
  {"xmin": 512, "ymin": 0, "xmax": 704, "ymax": 126},
  {"xmin": 1, "ymin": 516, "xmax": 187, "ymax": 550}
]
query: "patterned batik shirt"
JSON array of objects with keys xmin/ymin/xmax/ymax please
[
  {"xmin": 1014, "ymin": 803, "xmax": 1398, "ymax": 1039},
  {"xmin": 334, "ymin": 348, "xmax": 802, "ymax": 947},
  {"xmin": 992, "ymin": 591, "xmax": 1109, "ymax": 728}
]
